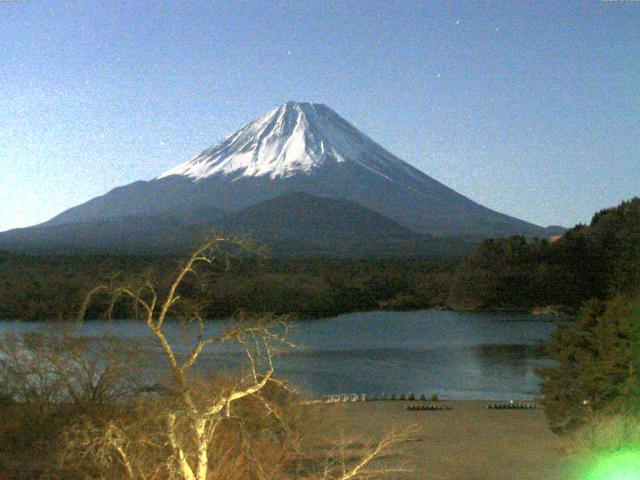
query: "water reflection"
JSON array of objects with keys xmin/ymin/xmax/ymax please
[{"xmin": 0, "ymin": 310, "xmax": 562, "ymax": 400}]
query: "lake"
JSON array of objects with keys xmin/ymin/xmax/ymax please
[{"xmin": 0, "ymin": 310, "xmax": 561, "ymax": 400}]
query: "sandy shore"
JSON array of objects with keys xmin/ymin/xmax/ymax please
[{"xmin": 304, "ymin": 400, "xmax": 582, "ymax": 480}]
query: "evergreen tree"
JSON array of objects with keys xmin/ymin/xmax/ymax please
[
  {"xmin": 448, "ymin": 197, "xmax": 640, "ymax": 311},
  {"xmin": 538, "ymin": 296, "xmax": 640, "ymax": 433}
]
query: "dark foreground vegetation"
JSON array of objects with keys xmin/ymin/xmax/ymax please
[
  {"xmin": 0, "ymin": 242, "xmax": 412, "ymax": 479},
  {"xmin": 1, "ymin": 198, "xmax": 638, "ymax": 320},
  {"xmin": 539, "ymin": 295, "xmax": 640, "ymax": 433},
  {"xmin": 534, "ymin": 199, "xmax": 640, "ymax": 449}
]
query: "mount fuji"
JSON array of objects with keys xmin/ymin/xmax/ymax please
[{"xmin": 1, "ymin": 102, "xmax": 558, "ymax": 255}]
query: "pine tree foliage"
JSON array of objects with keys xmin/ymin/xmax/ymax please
[
  {"xmin": 449, "ymin": 197, "xmax": 640, "ymax": 310},
  {"xmin": 538, "ymin": 296, "xmax": 640, "ymax": 433}
]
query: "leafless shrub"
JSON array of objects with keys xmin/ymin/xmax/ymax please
[
  {"xmin": 44, "ymin": 238, "xmax": 413, "ymax": 480},
  {"xmin": 0, "ymin": 329, "xmax": 151, "ymax": 413}
]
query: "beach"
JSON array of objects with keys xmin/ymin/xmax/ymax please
[{"xmin": 304, "ymin": 400, "xmax": 581, "ymax": 480}]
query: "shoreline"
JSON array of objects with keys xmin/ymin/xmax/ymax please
[{"xmin": 0, "ymin": 304, "xmax": 574, "ymax": 322}]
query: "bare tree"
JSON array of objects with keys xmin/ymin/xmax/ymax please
[
  {"xmin": 71, "ymin": 238, "xmax": 413, "ymax": 480},
  {"xmin": 0, "ymin": 329, "xmax": 150, "ymax": 413}
]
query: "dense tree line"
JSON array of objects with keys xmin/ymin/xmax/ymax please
[
  {"xmin": 1, "ymin": 198, "xmax": 638, "ymax": 321},
  {"xmin": 0, "ymin": 253, "xmax": 458, "ymax": 320},
  {"xmin": 448, "ymin": 198, "xmax": 640, "ymax": 311}
]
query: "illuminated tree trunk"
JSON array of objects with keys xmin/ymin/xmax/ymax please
[{"xmin": 195, "ymin": 418, "xmax": 209, "ymax": 480}]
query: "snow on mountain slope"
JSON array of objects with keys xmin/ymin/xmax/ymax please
[
  {"xmin": 38, "ymin": 101, "xmax": 549, "ymax": 239},
  {"xmin": 157, "ymin": 101, "xmax": 423, "ymax": 185}
]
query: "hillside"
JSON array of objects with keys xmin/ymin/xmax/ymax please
[{"xmin": 0, "ymin": 193, "xmax": 474, "ymax": 257}]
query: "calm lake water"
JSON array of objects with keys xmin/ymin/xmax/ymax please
[{"xmin": 0, "ymin": 310, "xmax": 561, "ymax": 400}]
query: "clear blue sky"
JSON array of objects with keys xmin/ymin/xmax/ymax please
[{"xmin": 1, "ymin": 0, "xmax": 638, "ymax": 232}]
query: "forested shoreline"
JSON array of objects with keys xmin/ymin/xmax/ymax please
[
  {"xmin": 1, "ymin": 198, "xmax": 638, "ymax": 321},
  {"xmin": 0, "ymin": 254, "xmax": 458, "ymax": 320},
  {"xmin": 449, "ymin": 198, "xmax": 639, "ymax": 310}
]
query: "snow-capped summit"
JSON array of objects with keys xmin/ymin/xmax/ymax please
[
  {"xmin": 158, "ymin": 101, "xmax": 418, "ymax": 183},
  {"xmin": 39, "ymin": 101, "xmax": 550, "ymax": 239}
]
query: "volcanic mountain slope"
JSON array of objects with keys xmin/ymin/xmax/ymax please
[
  {"xmin": 0, "ymin": 193, "xmax": 474, "ymax": 256},
  {"xmin": 42, "ymin": 101, "xmax": 551, "ymax": 239},
  {"xmin": 214, "ymin": 192, "xmax": 474, "ymax": 257},
  {"xmin": 0, "ymin": 216, "xmax": 202, "ymax": 255},
  {"xmin": 216, "ymin": 192, "xmax": 416, "ymax": 242}
]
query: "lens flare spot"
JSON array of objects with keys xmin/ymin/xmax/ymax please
[{"xmin": 583, "ymin": 451, "xmax": 640, "ymax": 480}]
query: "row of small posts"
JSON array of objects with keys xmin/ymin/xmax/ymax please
[
  {"xmin": 321, "ymin": 395, "xmax": 537, "ymax": 409},
  {"xmin": 322, "ymin": 393, "xmax": 434, "ymax": 403},
  {"xmin": 406, "ymin": 402, "xmax": 450, "ymax": 411},
  {"xmin": 322, "ymin": 394, "xmax": 367, "ymax": 403},
  {"xmin": 487, "ymin": 400, "xmax": 535, "ymax": 409}
]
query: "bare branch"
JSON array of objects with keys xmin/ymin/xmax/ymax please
[
  {"xmin": 156, "ymin": 237, "xmax": 225, "ymax": 330},
  {"xmin": 321, "ymin": 427, "xmax": 417, "ymax": 480}
]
